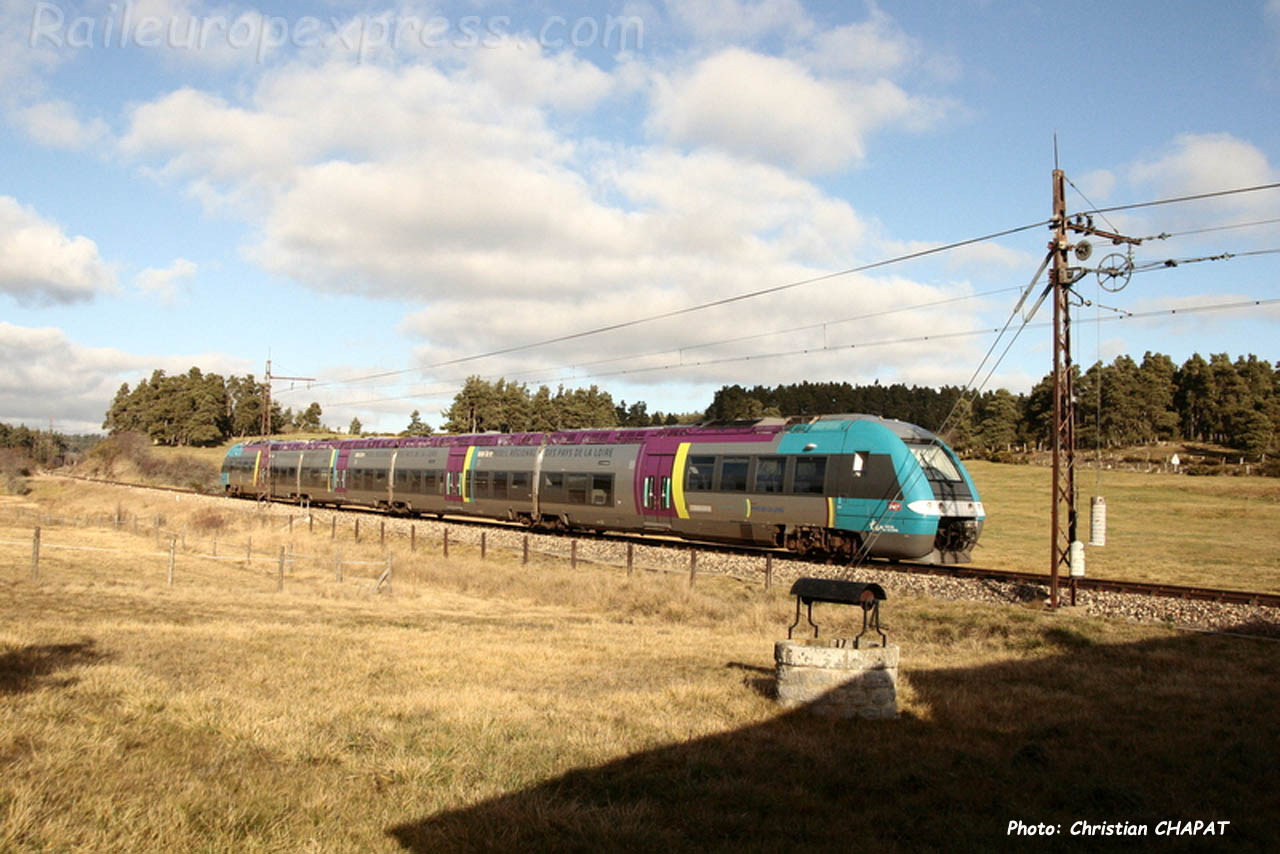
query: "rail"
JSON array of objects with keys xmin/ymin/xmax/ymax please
[{"xmin": 50, "ymin": 473, "xmax": 1280, "ymax": 609}]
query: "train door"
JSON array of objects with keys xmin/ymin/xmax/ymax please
[
  {"xmin": 638, "ymin": 451, "xmax": 676, "ymax": 527},
  {"xmin": 445, "ymin": 445, "xmax": 468, "ymax": 505},
  {"xmin": 333, "ymin": 447, "xmax": 350, "ymax": 498}
]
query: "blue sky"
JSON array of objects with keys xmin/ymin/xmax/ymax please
[{"xmin": 2, "ymin": 0, "xmax": 1278, "ymax": 434}]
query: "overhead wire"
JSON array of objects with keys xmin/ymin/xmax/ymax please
[
  {"xmin": 1078, "ymin": 181, "xmax": 1280, "ymax": 215},
  {"xmin": 288, "ymin": 219, "xmax": 1054, "ymax": 392}
]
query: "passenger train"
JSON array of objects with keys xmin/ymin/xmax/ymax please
[{"xmin": 220, "ymin": 415, "xmax": 984, "ymax": 563}]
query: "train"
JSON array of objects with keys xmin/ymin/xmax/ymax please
[{"xmin": 220, "ymin": 414, "xmax": 984, "ymax": 563}]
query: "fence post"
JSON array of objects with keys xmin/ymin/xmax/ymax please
[
  {"xmin": 168, "ymin": 536, "xmax": 176, "ymax": 587},
  {"xmin": 114, "ymin": 503, "xmax": 122, "ymax": 530},
  {"xmin": 411, "ymin": 524, "xmax": 416, "ymax": 552},
  {"xmin": 571, "ymin": 539, "xmax": 577, "ymax": 570},
  {"xmin": 380, "ymin": 520, "xmax": 385, "ymax": 545},
  {"xmin": 355, "ymin": 518, "xmax": 360, "ymax": 542},
  {"xmin": 765, "ymin": 554, "xmax": 773, "ymax": 590},
  {"xmin": 689, "ymin": 550, "xmax": 697, "ymax": 588},
  {"xmin": 246, "ymin": 536, "xmax": 252, "ymax": 566},
  {"xmin": 522, "ymin": 534, "xmax": 529, "ymax": 565},
  {"xmin": 277, "ymin": 546, "xmax": 285, "ymax": 592},
  {"xmin": 626, "ymin": 543, "xmax": 634, "ymax": 577},
  {"xmin": 309, "ymin": 515, "xmax": 314, "ymax": 534},
  {"xmin": 481, "ymin": 532, "xmax": 487, "ymax": 559},
  {"xmin": 331, "ymin": 516, "xmax": 336, "ymax": 540},
  {"xmin": 289, "ymin": 515, "xmax": 294, "ymax": 535},
  {"xmin": 443, "ymin": 527, "xmax": 449, "ymax": 559},
  {"xmin": 31, "ymin": 527, "xmax": 40, "ymax": 581}
]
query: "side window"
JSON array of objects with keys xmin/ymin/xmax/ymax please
[
  {"xmin": 792, "ymin": 456, "xmax": 828, "ymax": 494},
  {"xmin": 510, "ymin": 471, "xmax": 531, "ymax": 500},
  {"xmin": 661, "ymin": 477, "xmax": 672, "ymax": 509},
  {"xmin": 754, "ymin": 457, "xmax": 784, "ymax": 493},
  {"xmin": 566, "ymin": 474, "xmax": 589, "ymax": 504},
  {"xmin": 542, "ymin": 473, "xmax": 565, "ymax": 503},
  {"xmin": 473, "ymin": 470, "xmax": 490, "ymax": 497},
  {"xmin": 642, "ymin": 476, "xmax": 654, "ymax": 509},
  {"xmin": 687, "ymin": 456, "xmax": 715, "ymax": 491},
  {"xmin": 592, "ymin": 474, "xmax": 613, "ymax": 506},
  {"xmin": 492, "ymin": 472, "xmax": 509, "ymax": 499},
  {"xmin": 720, "ymin": 457, "xmax": 749, "ymax": 492}
]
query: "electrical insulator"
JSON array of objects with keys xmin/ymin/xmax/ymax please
[
  {"xmin": 1089, "ymin": 496, "xmax": 1107, "ymax": 547},
  {"xmin": 1069, "ymin": 540, "xmax": 1086, "ymax": 578}
]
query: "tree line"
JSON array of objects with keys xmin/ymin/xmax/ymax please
[
  {"xmin": 103, "ymin": 368, "xmax": 326, "ymax": 446},
  {"xmin": 705, "ymin": 351, "xmax": 1280, "ymax": 455},
  {"xmin": 97, "ymin": 350, "xmax": 1278, "ymax": 456},
  {"xmin": 438, "ymin": 376, "xmax": 686, "ymax": 434}
]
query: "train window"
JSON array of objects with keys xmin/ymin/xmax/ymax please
[
  {"xmin": 687, "ymin": 456, "xmax": 715, "ymax": 491},
  {"xmin": 661, "ymin": 477, "xmax": 672, "ymax": 509},
  {"xmin": 839, "ymin": 453, "xmax": 900, "ymax": 500},
  {"xmin": 511, "ymin": 471, "xmax": 531, "ymax": 500},
  {"xmin": 542, "ymin": 472, "xmax": 565, "ymax": 503},
  {"xmin": 423, "ymin": 471, "xmax": 438, "ymax": 494},
  {"xmin": 720, "ymin": 457, "xmax": 749, "ymax": 492},
  {"xmin": 642, "ymin": 476, "xmax": 654, "ymax": 509},
  {"xmin": 792, "ymin": 457, "xmax": 827, "ymax": 494},
  {"xmin": 908, "ymin": 443, "xmax": 963, "ymax": 482},
  {"xmin": 473, "ymin": 470, "xmax": 490, "ymax": 497},
  {"xmin": 592, "ymin": 474, "xmax": 613, "ymax": 506},
  {"xmin": 492, "ymin": 472, "xmax": 509, "ymax": 499},
  {"xmin": 754, "ymin": 457, "xmax": 784, "ymax": 493},
  {"xmin": 566, "ymin": 474, "xmax": 589, "ymax": 504}
]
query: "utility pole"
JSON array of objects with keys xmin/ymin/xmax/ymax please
[
  {"xmin": 260, "ymin": 359, "xmax": 316, "ymax": 436},
  {"xmin": 1047, "ymin": 168, "xmax": 1141, "ymax": 607},
  {"xmin": 1048, "ymin": 169, "xmax": 1074, "ymax": 608}
]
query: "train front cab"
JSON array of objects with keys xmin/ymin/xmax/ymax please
[{"xmin": 788, "ymin": 416, "xmax": 983, "ymax": 563}]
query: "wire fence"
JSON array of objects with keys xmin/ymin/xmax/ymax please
[{"xmin": 0, "ymin": 501, "xmax": 780, "ymax": 596}]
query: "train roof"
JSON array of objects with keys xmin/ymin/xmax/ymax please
[{"xmin": 235, "ymin": 413, "xmax": 947, "ymax": 450}]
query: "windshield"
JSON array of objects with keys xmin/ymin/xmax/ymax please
[{"xmin": 908, "ymin": 443, "xmax": 963, "ymax": 483}]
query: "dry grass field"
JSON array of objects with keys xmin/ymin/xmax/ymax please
[
  {"xmin": 1, "ymin": 482, "xmax": 1277, "ymax": 851},
  {"xmin": 966, "ymin": 461, "xmax": 1280, "ymax": 593}
]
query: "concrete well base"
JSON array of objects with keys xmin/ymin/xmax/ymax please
[{"xmin": 774, "ymin": 641, "xmax": 898, "ymax": 720}]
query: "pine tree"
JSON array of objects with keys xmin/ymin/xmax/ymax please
[
  {"xmin": 403, "ymin": 410, "xmax": 431, "ymax": 436},
  {"xmin": 348, "ymin": 417, "xmax": 363, "ymax": 435}
]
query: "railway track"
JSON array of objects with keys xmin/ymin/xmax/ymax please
[{"xmin": 57, "ymin": 474, "xmax": 1280, "ymax": 609}]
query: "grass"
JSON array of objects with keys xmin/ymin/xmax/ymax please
[
  {"xmin": 966, "ymin": 460, "xmax": 1280, "ymax": 593},
  {"xmin": 1, "ymin": 484, "xmax": 1278, "ymax": 851}
]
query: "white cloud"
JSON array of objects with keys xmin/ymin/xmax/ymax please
[
  {"xmin": 0, "ymin": 0, "xmax": 64, "ymax": 100},
  {"xmin": 115, "ymin": 25, "xmax": 976, "ymax": 404},
  {"xmin": 648, "ymin": 48, "xmax": 943, "ymax": 173},
  {"xmin": 135, "ymin": 257, "xmax": 197, "ymax": 302},
  {"xmin": 1075, "ymin": 168, "xmax": 1116, "ymax": 203},
  {"xmin": 671, "ymin": 0, "xmax": 813, "ymax": 44},
  {"xmin": 463, "ymin": 37, "xmax": 617, "ymax": 112},
  {"xmin": 0, "ymin": 195, "xmax": 116, "ymax": 305},
  {"xmin": 12, "ymin": 99, "xmax": 109, "ymax": 149},
  {"xmin": 0, "ymin": 321, "xmax": 248, "ymax": 432},
  {"xmin": 1129, "ymin": 133, "xmax": 1279, "ymax": 220},
  {"xmin": 804, "ymin": 9, "xmax": 916, "ymax": 75}
]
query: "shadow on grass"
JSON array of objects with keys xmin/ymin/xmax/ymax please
[
  {"xmin": 0, "ymin": 639, "xmax": 105, "ymax": 695},
  {"xmin": 388, "ymin": 625, "xmax": 1277, "ymax": 853}
]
